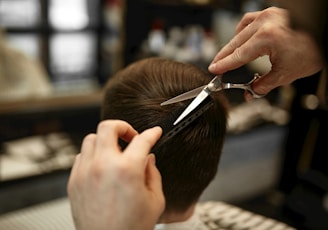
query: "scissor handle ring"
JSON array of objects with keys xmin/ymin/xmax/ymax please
[{"xmin": 247, "ymin": 73, "xmax": 266, "ymax": 98}]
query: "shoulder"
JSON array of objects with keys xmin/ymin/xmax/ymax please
[{"xmin": 196, "ymin": 201, "xmax": 296, "ymax": 230}]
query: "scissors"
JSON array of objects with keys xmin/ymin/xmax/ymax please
[{"xmin": 160, "ymin": 73, "xmax": 264, "ymax": 125}]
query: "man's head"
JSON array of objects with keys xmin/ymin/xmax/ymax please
[{"xmin": 101, "ymin": 57, "xmax": 228, "ymax": 213}]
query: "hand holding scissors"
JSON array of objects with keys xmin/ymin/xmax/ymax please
[{"xmin": 161, "ymin": 73, "xmax": 264, "ymax": 125}]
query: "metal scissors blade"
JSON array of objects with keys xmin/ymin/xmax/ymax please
[
  {"xmin": 160, "ymin": 75, "xmax": 223, "ymax": 106},
  {"xmin": 161, "ymin": 73, "xmax": 264, "ymax": 126},
  {"xmin": 160, "ymin": 85, "xmax": 204, "ymax": 106},
  {"xmin": 170, "ymin": 76, "xmax": 223, "ymax": 125},
  {"xmin": 173, "ymin": 89, "xmax": 210, "ymax": 125}
]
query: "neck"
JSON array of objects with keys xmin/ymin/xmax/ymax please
[{"xmin": 157, "ymin": 204, "xmax": 196, "ymax": 224}]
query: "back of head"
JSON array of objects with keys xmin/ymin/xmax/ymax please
[{"xmin": 102, "ymin": 57, "xmax": 228, "ymax": 213}]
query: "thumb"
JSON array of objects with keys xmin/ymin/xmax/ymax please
[
  {"xmin": 145, "ymin": 154, "xmax": 166, "ymax": 219},
  {"xmin": 145, "ymin": 154, "xmax": 165, "ymax": 213},
  {"xmin": 145, "ymin": 154, "xmax": 163, "ymax": 193}
]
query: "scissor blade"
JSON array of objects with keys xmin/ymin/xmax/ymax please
[
  {"xmin": 160, "ymin": 85, "xmax": 205, "ymax": 106},
  {"xmin": 173, "ymin": 89, "xmax": 210, "ymax": 125}
]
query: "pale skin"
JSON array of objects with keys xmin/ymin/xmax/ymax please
[
  {"xmin": 208, "ymin": 7, "xmax": 324, "ymax": 101},
  {"xmin": 67, "ymin": 120, "xmax": 165, "ymax": 230}
]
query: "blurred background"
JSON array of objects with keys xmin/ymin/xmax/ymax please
[{"xmin": 0, "ymin": 0, "xmax": 327, "ymax": 229}]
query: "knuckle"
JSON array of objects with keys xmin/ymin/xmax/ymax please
[
  {"xmin": 83, "ymin": 133, "xmax": 96, "ymax": 143},
  {"xmin": 97, "ymin": 120, "xmax": 114, "ymax": 131},
  {"xmin": 228, "ymin": 38, "xmax": 239, "ymax": 51},
  {"xmin": 241, "ymin": 11, "xmax": 254, "ymax": 22},
  {"xmin": 97, "ymin": 120, "xmax": 129, "ymax": 133},
  {"xmin": 134, "ymin": 133, "xmax": 153, "ymax": 147},
  {"xmin": 255, "ymin": 23, "xmax": 282, "ymax": 44},
  {"xmin": 259, "ymin": 7, "xmax": 280, "ymax": 19},
  {"xmin": 233, "ymin": 47, "xmax": 246, "ymax": 63},
  {"xmin": 257, "ymin": 24, "xmax": 275, "ymax": 38},
  {"xmin": 259, "ymin": 8, "xmax": 273, "ymax": 18},
  {"xmin": 90, "ymin": 161, "xmax": 107, "ymax": 180}
]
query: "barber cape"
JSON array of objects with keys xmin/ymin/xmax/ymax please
[{"xmin": 155, "ymin": 201, "xmax": 296, "ymax": 230}]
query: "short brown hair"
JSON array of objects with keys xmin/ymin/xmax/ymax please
[{"xmin": 102, "ymin": 57, "xmax": 228, "ymax": 212}]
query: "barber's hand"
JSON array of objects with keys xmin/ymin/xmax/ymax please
[
  {"xmin": 208, "ymin": 7, "xmax": 323, "ymax": 100},
  {"xmin": 67, "ymin": 120, "xmax": 164, "ymax": 230}
]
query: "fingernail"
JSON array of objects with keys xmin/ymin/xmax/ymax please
[{"xmin": 208, "ymin": 63, "xmax": 216, "ymax": 72}]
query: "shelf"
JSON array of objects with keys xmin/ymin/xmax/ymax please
[
  {"xmin": 141, "ymin": 0, "xmax": 230, "ymax": 7},
  {"xmin": 0, "ymin": 90, "xmax": 103, "ymax": 115}
]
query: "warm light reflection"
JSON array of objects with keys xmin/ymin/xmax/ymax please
[
  {"xmin": 49, "ymin": 0, "xmax": 89, "ymax": 30},
  {"xmin": 0, "ymin": 0, "xmax": 40, "ymax": 27},
  {"xmin": 50, "ymin": 33, "xmax": 96, "ymax": 76}
]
